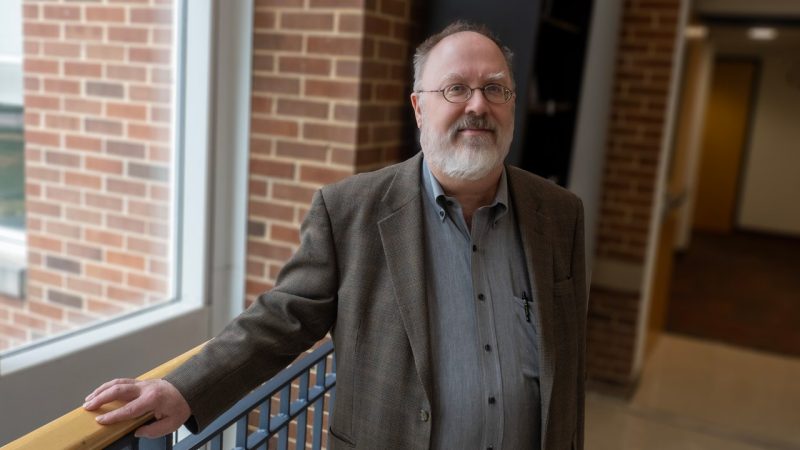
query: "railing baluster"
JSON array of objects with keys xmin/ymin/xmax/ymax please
[
  {"xmin": 311, "ymin": 395, "xmax": 323, "ymax": 450},
  {"xmin": 312, "ymin": 357, "xmax": 326, "ymax": 450},
  {"xmin": 236, "ymin": 416, "xmax": 248, "ymax": 449},
  {"xmin": 296, "ymin": 371, "xmax": 310, "ymax": 450},
  {"xmin": 259, "ymin": 398, "xmax": 271, "ymax": 450},
  {"xmin": 139, "ymin": 435, "xmax": 172, "ymax": 450},
  {"xmin": 278, "ymin": 385, "xmax": 291, "ymax": 450},
  {"xmin": 330, "ymin": 355, "xmax": 336, "ymax": 414},
  {"xmin": 102, "ymin": 341, "xmax": 335, "ymax": 450},
  {"xmin": 208, "ymin": 433, "xmax": 222, "ymax": 450}
]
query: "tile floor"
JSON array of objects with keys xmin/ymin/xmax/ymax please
[{"xmin": 586, "ymin": 333, "xmax": 800, "ymax": 449}]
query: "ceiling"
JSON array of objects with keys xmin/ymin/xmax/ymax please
[
  {"xmin": 691, "ymin": 0, "xmax": 800, "ymax": 53},
  {"xmin": 694, "ymin": 0, "xmax": 800, "ymax": 18},
  {"xmin": 707, "ymin": 25, "xmax": 800, "ymax": 52}
]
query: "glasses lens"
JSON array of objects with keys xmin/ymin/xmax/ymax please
[
  {"xmin": 443, "ymin": 84, "xmax": 470, "ymax": 102},
  {"xmin": 483, "ymin": 84, "xmax": 507, "ymax": 103}
]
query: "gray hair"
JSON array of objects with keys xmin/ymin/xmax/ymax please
[{"xmin": 412, "ymin": 20, "xmax": 515, "ymax": 91}]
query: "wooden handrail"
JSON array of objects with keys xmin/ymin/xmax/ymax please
[{"xmin": 2, "ymin": 342, "xmax": 206, "ymax": 450}]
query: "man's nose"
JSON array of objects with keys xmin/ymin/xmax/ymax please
[{"xmin": 464, "ymin": 88, "xmax": 491, "ymax": 115}]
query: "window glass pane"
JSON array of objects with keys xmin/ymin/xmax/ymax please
[
  {"xmin": 0, "ymin": 107, "xmax": 25, "ymax": 231},
  {"xmin": 0, "ymin": 0, "xmax": 181, "ymax": 354},
  {"xmin": 0, "ymin": 0, "xmax": 25, "ymax": 232}
]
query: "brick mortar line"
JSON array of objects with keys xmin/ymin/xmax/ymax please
[{"xmin": 33, "ymin": 249, "xmax": 172, "ymax": 275}]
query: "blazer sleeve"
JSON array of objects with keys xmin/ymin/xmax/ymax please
[
  {"xmin": 572, "ymin": 197, "xmax": 588, "ymax": 450},
  {"xmin": 164, "ymin": 190, "xmax": 339, "ymax": 432}
]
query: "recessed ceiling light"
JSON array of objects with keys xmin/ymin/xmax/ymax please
[
  {"xmin": 748, "ymin": 27, "xmax": 777, "ymax": 41},
  {"xmin": 685, "ymin": 25, "xmax": 708, "ymax": 39}
]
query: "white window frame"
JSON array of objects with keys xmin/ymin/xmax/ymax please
[
  {"xmin": 0, "ymin": 0, "xmax": 252, "ymax": 443},
  {"xmin": 0, "ymin": 0, "xmax": 26, "ymax": 298}
]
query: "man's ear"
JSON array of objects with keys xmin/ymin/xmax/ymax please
[{"xmin": 410, "ymin": 92, "xmax": 423, "ymax": 128}]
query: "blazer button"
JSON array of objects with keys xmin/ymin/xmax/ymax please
[{"xmin": 419, "ymin": 409, "xmax": 430, "ymax": 422}]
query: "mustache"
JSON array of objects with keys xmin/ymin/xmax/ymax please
[{"xmin": 449, "ymin": 115, "xmax": 496, "ymax": 135}]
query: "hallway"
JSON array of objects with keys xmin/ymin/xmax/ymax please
[{"xmin": 586, "ymin": 334, "xmax": 800, "ymax": 449}]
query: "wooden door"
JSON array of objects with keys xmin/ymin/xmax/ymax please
[{"xmin": 693, "ymin": 59, "xmax": 757, "ymax": 232}]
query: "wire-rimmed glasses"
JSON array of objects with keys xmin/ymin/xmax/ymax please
[{"xmin": 415, "ymin": 83, "xmax": 515, "ymax": 104}]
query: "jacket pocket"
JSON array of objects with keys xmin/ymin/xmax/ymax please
[
  {"xmin": 554, "ymin": 276, "xmax": 574, "ymax": 298},
  {"xmin": 329, "ymin": 426, "xmax": 356, "ymax": 448}
]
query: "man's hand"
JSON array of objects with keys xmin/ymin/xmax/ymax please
[{"xmin": 83, "ymin": 378, "xmax": 191, "ymax": 438}]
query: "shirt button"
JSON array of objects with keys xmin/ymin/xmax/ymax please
[
  {"xmin": 488, "ymin": 396, "xmax": 495, "ymax": 405},
  {"xmin": 477, "ymin": 293, "xmax": 485, "ymax": 301},
  {"xmin": 419, "ymin": 409, "xmax": 430, "ymax": 422},
  {"xmin": 439, "ymin": 211, "xmax": 445, "ymax": 217},
  {"xmin": 484, "ymin": 344, "xmax": 491, "ymax": 351},
  {"xmin": 472, "ymin": 245, "xmax": 477, "ymax": 252}
]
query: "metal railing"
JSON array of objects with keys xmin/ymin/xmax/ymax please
[{"xmin": 108, "ymin": 341, "xmax": 336, "ymax": 450}]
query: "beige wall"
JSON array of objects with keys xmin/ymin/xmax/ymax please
[{"xmin": 738, "ymin": 52, "xmax": 800, "ymax": 236}]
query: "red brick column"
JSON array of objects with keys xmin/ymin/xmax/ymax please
[
  {"xmin": 243, "ymin": 1, "xmax": 417, "ymax": 445},
  {"xmin": 588, "ymin": 0, "xmax": 682, "ymax": 385},
  {"xmin": 244, "ymin": 0, "xmax": 416, "ymax": 306}
]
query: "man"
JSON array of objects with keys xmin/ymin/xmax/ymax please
[{"xmin": 85, "ymin": 21, "xmax": 587, "ymax": 449}]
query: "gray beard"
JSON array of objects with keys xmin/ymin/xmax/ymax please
[{"xmin": 420, "ymin": 117, "xmax": 512, "ymax": 181}]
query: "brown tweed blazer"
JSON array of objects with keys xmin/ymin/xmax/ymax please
[{"xmin": 165, "ymin": 152, "xmax": 587, "ymax": 450}]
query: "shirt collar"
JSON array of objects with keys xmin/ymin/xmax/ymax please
[{"xmin": 421, "ymin": 157, "xmax": 509, "ymax": 223}]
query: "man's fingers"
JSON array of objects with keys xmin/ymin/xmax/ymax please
[
  {"xmin": 86, "ymin": 378, "xmax": 190, "ymax": 438},
  {"xmin": 85, "ymin": 378, "xmax": 137, "ymax": 402},
  {"xmin": 84, "ymin": 383, "xmax": 141, "ymax": 411},
  {"xmin": 95, "ymin": 396, "xmax": 151, "ymax": 425}
]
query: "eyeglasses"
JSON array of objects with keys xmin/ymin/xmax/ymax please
[{"xmin": 415, "ymin": 83, "xmax": 515, "ymax": 104}]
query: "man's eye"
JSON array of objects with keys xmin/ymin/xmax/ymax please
[
  {"xmin": 446, "ymin": 84, "xmax": 468, "ymax": 95},
  {"xmin": 484, "ymin": 84, "xmax": 504, "ymax": 95}
]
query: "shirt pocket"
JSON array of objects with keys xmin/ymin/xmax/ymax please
[{"xmin": 511, "ymin": 295, "xmax": 540, "ymax": 379}]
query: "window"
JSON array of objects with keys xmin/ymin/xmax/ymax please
[
  {"xmin": 1, "ymin": 0, "xmax": 251, "ymax": 442},
  {"xmin": 0, "ymin": 0, "xmax": 27, "ymax": 311},
  {"xmin": 1, "ymin": 0, "xmax": 182, "ymax": 355}
]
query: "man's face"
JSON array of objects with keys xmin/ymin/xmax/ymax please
[{"xmin": 411, "ymin": 31, "xmax": 515, "ymax": 181}]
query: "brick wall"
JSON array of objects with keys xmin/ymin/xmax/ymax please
[
  {"xmin": 587, "ymin": 0, "xmax": 682, "ymax": 384},
  {"xmin": 244, "ymin": 0, "xmax": 416, "ymax": 306},
  {"xmin": 0, "ymin": 0, "xmax": 175, "ymax": 351},
  {"xmin": 1, "ymin": 0, "xmax": 419, "ymax": 351},
  {"xmin": 242, "ymin": 1, "xmax": 417, "ymax": 446}
]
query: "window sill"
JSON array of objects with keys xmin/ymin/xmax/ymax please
[{"xmin": 0, "ymin": 300, "xmax": 208, "ymax": 376}]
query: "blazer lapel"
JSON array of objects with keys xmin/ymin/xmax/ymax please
[
  {"xmin": 377, "ymin": 153, "xmax": 434, "ymax": 402},
  {"xmin": 508, "ymin": 167, "xmax": 556, "ymax": 449}
]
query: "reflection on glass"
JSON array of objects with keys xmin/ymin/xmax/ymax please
[
  {"xmin": 0, "ymin": 0, "xmax": 180, "ymax": 355},
  {"xmin": 0, "ymin": 105, "xmax": 25, "ymax": 231}
]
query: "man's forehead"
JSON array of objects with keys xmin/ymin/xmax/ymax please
[
  {"xmin": 435, "ymin": 30, "xmax": 496, "ymax": 49},
  {"xmin": 439, "ymin": 71, "xmax": 508, "ymax": 83},
  {"xmin": 423, "ymin": 31, "xmax": 509, "ymax": 82},
  {"xmin": 429, "ymin": 31, "xmax": 504, "ymax": 59}
]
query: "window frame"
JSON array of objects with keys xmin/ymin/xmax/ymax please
[{"xmin": 0, "ymin": 0, "xmax": 252, "ymax": 442}]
